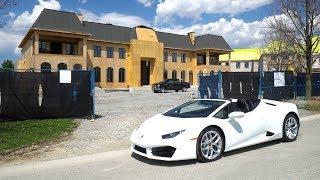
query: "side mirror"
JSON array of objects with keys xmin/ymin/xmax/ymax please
[{"xmin": 228, "ymin": 111, "xmax": 245, "ymax": 119}]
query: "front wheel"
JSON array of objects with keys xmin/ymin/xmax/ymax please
[
  {"xmin": 197, "ymin": 127, "xmax": 225, "ymax": 162},
  {"xmin": 282, "ymin": 114, "xmax": 300, "ymax": 142}
]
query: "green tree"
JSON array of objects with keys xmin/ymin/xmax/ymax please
[
  {"xmin": 1, "ymin": 59, "xmax": 14, "ymax": 70},
  {"xmin": 267, "ymin": 0, "xmax": 320, "ymax": 100}
]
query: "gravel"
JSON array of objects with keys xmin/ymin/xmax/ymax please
[{"xmin": 14, "ymin": 88, "xmax": 198, "ymax": 161}]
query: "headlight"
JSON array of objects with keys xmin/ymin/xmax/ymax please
[{"xmin": 162, "ymin": 130, "xmax": 185, "ymax": 139}]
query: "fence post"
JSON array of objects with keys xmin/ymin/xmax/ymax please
[
  {"xmin": 90, "ymin": 70, "xmax": 95, "ymax": 120},
  {"xmin": 218, "ymin": 70, "xmax": 223, "ymax": 99},
  {"xmin": 258, "ymin": 70, "xmax": 264, "ymax": 99}
]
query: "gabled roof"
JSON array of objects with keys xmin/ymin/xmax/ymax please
[
  {"xmin": 195, "ymin": 34, "xmax": 232, "ymax": 51},
  {"xmin": 156, "ymin": 31, "xmax": 194, "ymax": 50},
  {"xmin": 32, "ymin": 9, "xmax": 88, "ymax": 34},
  {"xmin": 83, "ymin": 21, "xmax": 136, "ymax": 43}
]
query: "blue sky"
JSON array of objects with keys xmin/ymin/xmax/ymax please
[{"xmin": 0, "ymin": 0, "xmax": 275, "ymax": 64}]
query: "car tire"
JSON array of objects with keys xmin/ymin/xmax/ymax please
[
  {"xmin": 182, "ymin": 87, "xmax": 187, "ymax": 92},
  {"xmin": 160, "ymin": 88, "xmax": 165, "ymax": 93},
  {"xmin": 282, "ymin": 114, "xmax": 300, "ymax": 142},
  {"xmin": 175, "ymin": 89, "xmax": 179, "ymax": 92},
  {"xmin": 196, "ymin": 127, "xmax": 225, "ymax": 163}
]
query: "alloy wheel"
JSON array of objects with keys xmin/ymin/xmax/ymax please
[{"xmin": 200, "ymin": 130, "xmax": 222, "ymax": 160}]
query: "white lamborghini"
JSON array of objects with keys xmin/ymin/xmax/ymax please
[{"xmin": 130, "ymin": 99, "xmax": 300, "ymax": 162}]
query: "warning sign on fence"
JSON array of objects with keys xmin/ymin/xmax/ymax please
[
  {"xmin": 59, "ymin": 70, "xmax": 72, "ymax": 83},
  {"xmin": 274, "ymin": 72, "xmax": 285, "ymax": 87}
]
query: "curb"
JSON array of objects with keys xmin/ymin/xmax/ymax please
[
  {"xmin": 0, "ymin": 149, "xmax": 130, "ymax": 177},
  {"xmin": 300, "ymin": 114, "xmax": 320, "ymax": 122}
]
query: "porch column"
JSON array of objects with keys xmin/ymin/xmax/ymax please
[
  {"xmin": 34, "ymin": 33, "xmax": 39, "ymax": 55},
  {"xmin": 206, "ymin": 50, "xmax": 210, "ymax": 65},
  {"xmin": 82, "ymin": 38, "xmax": 87, "ymax": 70},
  {"xmin": 33, "ymin": 33, "xmax": 39, "ymax": 69}
]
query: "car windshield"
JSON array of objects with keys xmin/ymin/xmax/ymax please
[{"xmin": 163, "ymin": 100, "xmax": 225, "ymax": 118}]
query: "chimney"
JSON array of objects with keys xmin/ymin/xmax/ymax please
[
  {"xmin": 188, "ymin": 32, "xmax": 195, "ymax": 45},
  {"xmin": 77, "ymin": 13, "xmax": 83, "ymax": 23}
]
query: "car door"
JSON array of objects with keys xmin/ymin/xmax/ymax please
[
  {"xmin": 166, "ymin": 80, "xmax": 174, "ymax": 90},
  {"xmin": 214, "ymin": 102, "xmax": 266, "ymax": 149}
]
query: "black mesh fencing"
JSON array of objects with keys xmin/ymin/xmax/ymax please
[
  {"xmin": 198, "ymin": 73, "xmax": 221, "ymax": 99},
  {"xmin": 222, "ymin": 72, "xmax": 260, "ymax": 99},
  {"xmin": 0, "ymin": 70, "xmax": 94, "ymax": 120},
  {"xmin": 198, "ymin": 71, "xmax": 320, "ymax": 100},
  {"xmin": 261, "ymin": 72, "xmax": 295, "ymax": 100}
]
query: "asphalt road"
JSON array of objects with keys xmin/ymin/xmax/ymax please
[{"xmin": 1, "ymin": 118, "xmax": 320, "ymax": 180}]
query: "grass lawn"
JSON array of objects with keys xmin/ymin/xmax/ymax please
[
  {"xmin": 0, "ymin": 118, "xmax": 78, "ymax": 155},
  {"xmin": 298, "ymin": 100, "xmax": 320, "ymax": 112}
]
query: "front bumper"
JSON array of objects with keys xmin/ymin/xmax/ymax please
[{"xmin": 130, "ymin": 133, "xmax": 197, "ymax": 161}]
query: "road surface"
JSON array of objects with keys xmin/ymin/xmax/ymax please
[{"xmin": 1, "ymin": 117, "xmax": 320, "ymax": 179}]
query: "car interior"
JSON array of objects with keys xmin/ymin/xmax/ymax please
[{"xmin": 214, "ymin": 99, "xmax": 261, "ymax": 119}]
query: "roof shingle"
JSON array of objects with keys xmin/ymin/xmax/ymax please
[
  {"xmin": 32, "ymin": 9, "xmax": 88, "ymax": 34},
  {"xmin": 27, "ymin": 9, "xmax": 232, "ymax": 51}
]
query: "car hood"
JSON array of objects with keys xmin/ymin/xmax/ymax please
[{"xmin": 134, "ymin": 113, "xmax": 203, "ymax": 137}]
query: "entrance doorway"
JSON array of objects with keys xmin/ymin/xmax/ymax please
[
  {"xmin": 189, "ymin": 71, "xmax": 193, "ymax": 85},
  {"xmin": 141, "ymin": 60, "xmax": 150, "ymax": 85}
]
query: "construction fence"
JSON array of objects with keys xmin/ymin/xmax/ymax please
[
  {"xmin": 198, "ymin": 71, "xmax": 320, "ymax": 100},
  {"xmin": 0, "ymin": 69, "xmax": 95, "ymax": 120}
]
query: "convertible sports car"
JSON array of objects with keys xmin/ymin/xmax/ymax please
[{"xmin": 130, "ymin": 99, "xmax": 300, "ymax": 162}]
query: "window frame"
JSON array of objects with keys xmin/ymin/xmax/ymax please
[
  {"xmin": 119, "ymin": 68, "xmax": 125, "ymax": 82},
  {"xmin": 236, "ymin": 62, "xmax": 241, "ymax": 69},
  {"xmin": 181, "ymin": 53, "xmax": 186, "ymax": 63},
  {"xmin": 66, "ymin": 43, "xmax": 75, "ymax": 55},
  {"xmin": 164, "ymin": 52, "xmax": 168, "ymax": 62},
  {"xmin": 107, "ymin": 47, "xmax": 114, "ymax": 58},
  {"xmin": 118, "ymin": 48, "xmax": 126, "ymax": 59},
  {"xmin": 172, "ymin": 70, "xmax": 177, "ymax": 79},
  {"xmin": 244, "ymin": 62, "xmax": 249, "ymax": 68},
  {"xmin": 172, "ymin": 52, "xmax": 177, "ymax": 62},
  {"xmin": 39, "ymin": 40, "xmax": 47, "ymax": 53},
  {"xmin": 93, "ymin": 46, "xmax": 101, "ymax": 57},
  {"xmin": 107, "ymin": 67, "xmax": 114, "ymax": 82}
]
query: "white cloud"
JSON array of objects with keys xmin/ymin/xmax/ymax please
[
  {"xmin": 12, "ymin": 0, "xmax": 61, "ymax": 31},
  {"xmin": 79, "ymin": 9, "xmax": 150, "ymax": 27},
  {"xmin": 137, "ymin": 0, "xmax": 153, "ymax": 7},
  {"xmin": 0, "ymin": 0, "xmax": 61, "ymax": 59},
  {"xmin": 156, "ymin": 16, "xmax": 276, "ymax": 48},
  {"xmin": 154, "ymin": 0, "xmax": 273, "ymax": 24}
]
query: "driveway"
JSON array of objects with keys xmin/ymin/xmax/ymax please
[{"xmin": 1, "ymin": 117, "xmax": 320, "ymax": 179}]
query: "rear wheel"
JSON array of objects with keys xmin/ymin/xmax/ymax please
[
  {"xmin": 282, "ymin": 114, "xmax": 300, "ymax": 142},
  {"xmin": 197, "ymin": 127, "xmax": 225, "ymax": 162},
  {"xmin": 175, "ymin": 89, "xmax": 179, "ymax": 92}
]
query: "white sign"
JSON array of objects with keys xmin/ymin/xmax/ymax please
[
  {"xmin": 59, "ymin": 70, "xmax": 71, "ymax": 83},
  {"xmin": 274, "ymin": 72, "xmax": 285, "ymax": 87}
]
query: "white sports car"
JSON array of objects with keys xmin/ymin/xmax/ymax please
[{"xmin": 130, "ymin": 99, "xmax": 300, "ymax": 162}]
